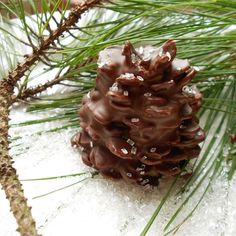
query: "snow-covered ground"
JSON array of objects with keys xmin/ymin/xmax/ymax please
[{"xmin": 0, "ymin": 107, "xmax": 236, "ymax": 236}]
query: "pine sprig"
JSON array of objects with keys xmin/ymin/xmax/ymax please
[{"xmin": 0, "ymin": 1, "xmax": 105, "ymax": 235}]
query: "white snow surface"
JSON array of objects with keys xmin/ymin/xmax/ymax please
[{"xmin": 0, "ymin": 107, "xmax": 235, "ymax": 236}]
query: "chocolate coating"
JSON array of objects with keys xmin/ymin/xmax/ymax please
[{"xmin": 72, "ymin": 40, "xmax": 205, "ymax": 186}]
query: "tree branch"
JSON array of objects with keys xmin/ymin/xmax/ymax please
[
  {"xmin": 0, "ymin": 80, "xmax": 39, "ymax": 236},
  {"xmin": 0, "ymin": 0, "xmax": 105, "ymax": 235},
  {"xmin": 5, "ymin": 0, "xmax": 104, "ymax": 86},
  {"xmin": 12, "ymin": 58, "xmax": 95, "ymax": 103},
  {"xmin": 12, "ymin": 67, "xmax": 70, "ymax": 103}
]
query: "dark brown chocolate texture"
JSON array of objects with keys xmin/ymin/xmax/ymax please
[{"xmin": 71, "ymin": 39, "xmax": 205, "ymax": 186}]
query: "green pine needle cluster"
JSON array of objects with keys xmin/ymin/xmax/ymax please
[{"xmin": 1, "ymin": 0, "xmax": 236, "ymax": 235}]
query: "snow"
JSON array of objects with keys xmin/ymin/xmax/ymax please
[{"xmin": 0, "ymin": 107, "xmax": 235, "ymax": 236}]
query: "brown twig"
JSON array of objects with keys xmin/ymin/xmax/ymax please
[
  {"xmin": 0, "ymin": 81, "xmax": 39, "ymax": 236},
  {"xmin": 12, "ymin": 57, "xmax": 95, "ymax": 103},
  {"xmin": 5, "ymin": 0, "xmax": 104, "ymax": 86},
  {"xmin": 0, "ymin": 0, "xmax": 105, "ymax": 235},
  {"xmin": 12, "ymin": 67, "xmax": 71, "ymax": 103}
]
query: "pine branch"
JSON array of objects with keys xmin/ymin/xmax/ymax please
[
  {"xmin": 12, "ymin": 57, "xmax": 95, "ymax": 103},
  {"xmin": 0, "ymin": 1, "xmax": 105, "ymax": 235},
  {"xmin": 4, "ymin": 0, "xmax": 104, "ymax": 86},
  {"xmin": 0, "ymin": 80, "xmax": 39, "ymax": 236},
  {"xmin": 11, "ymin": 67, "xmax": 71, "ymax": 103}
]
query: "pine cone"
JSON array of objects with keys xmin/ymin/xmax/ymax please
[{"xmin": 71, "ymin": 39, "xmax": 205, "ymax": 186}]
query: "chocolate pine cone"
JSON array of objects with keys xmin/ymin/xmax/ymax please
[{"xmin": 71, "ymin": 39, "xmax": 205, "ymax": 186}]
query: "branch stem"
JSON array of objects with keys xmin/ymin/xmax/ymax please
[
  {"xmin": 0, "ymin": 0, "xmax": 104, "ymax": 235},
  {"xmin": 12, "ymin": 67, "xmax": 70, "ymax": 103},
  {"xmin": 0, "ymin": 80, "xmax": 39, "ymax": 236},
  {"xmin": 4, "ymin": 0, "xmax": 104, "ymax": 86}
]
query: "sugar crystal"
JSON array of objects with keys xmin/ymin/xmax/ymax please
[{"xmin": 121, "ymin": 148, "xmax": 128, "ymax": 155}]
